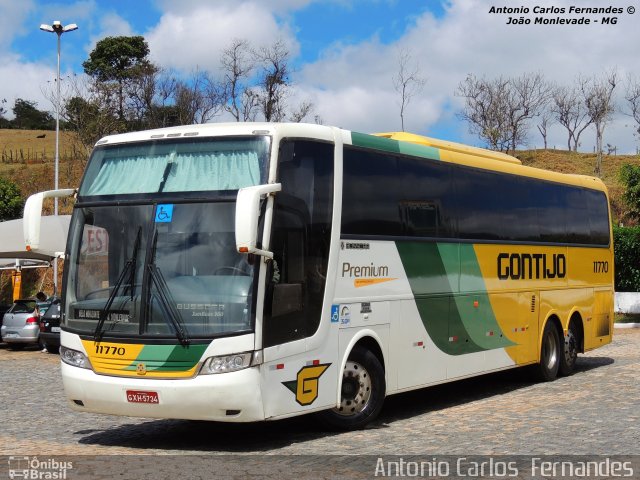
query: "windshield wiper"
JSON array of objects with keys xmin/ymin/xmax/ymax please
[
  {"xmin": 147, "ymin": 230, "xmax": 190, "ymax": 346},
  {"xmin": 94, "ymin": 227, "xmax": 141, "ymax": 341},
  {"xmin": 126, "ymin": 228, "xmax": 142, "ymax": 300}
]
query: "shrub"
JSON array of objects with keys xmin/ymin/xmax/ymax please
[
  {"xmin": 0, "ymin": 176, "xmax": 23, "ymax": 221},
  {"xmin": 613, "ymin": 225, "xmax": 640, "ymax": 291}
]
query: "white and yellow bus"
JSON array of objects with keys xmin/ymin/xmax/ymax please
[{"xmin": 24, "ymin": 123, "xmax": 614, "ymax": 429}]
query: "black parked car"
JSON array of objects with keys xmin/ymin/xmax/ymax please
[{"xmin": 39, "ymin": 298, "xmax": 61, "ymax": 354}]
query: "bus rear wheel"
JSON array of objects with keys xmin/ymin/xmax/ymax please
[
  {"xmin": 318, "ymin": 346, "xmax": 385, "ymax": 430},
  {"xmin": 536, "ymin": 321, "xmax": 561, "ymax": 381},
  {"xmin": 559, "ymin": 322, "xmax": 579, "ymax": 376}
]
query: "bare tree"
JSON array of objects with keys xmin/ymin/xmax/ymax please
[
  {"xmin": 504, "ymin": 73, "xmax": 551, "ymax": 153},
  {"xmin": 456, "ymin": 74, "xmax": 511, "ymax": 151},
  {"xmin": 221, "ymin": 39, "xmax": 256, "ymax": 121},
  {"xmin": 581, "ymin": 70, "xmax": 617, "ymax": 177},
  {"xmin": 536, "ymin": 110, "xmax": 553, "ymax": 149},
  {"xmin": 392, "ymin": 49, "xmax": 426, "ymax": 131},
  {"xmin": 550, "ymin": 84, "xmax": 592, "ymax": 151},
  {"xmin": 241, "ymin": 88, "xmax": 260, "ymax": 122},
  {"xmin": 289, "ymin": 100, "xmax": 314, "ymax": 123},
  {"xmin": 457, "ymin": 73, "xmax": 547, "ymax": 153},
  {"xmin": 255, "ymin": 40, "xmax": 290, "ymax": 122},
  {"xmin": 624, "ymin": 74, "xmax": 640, "ymax": 140},
  {"xmin": 174, "ymin": 70, "xmax": 225, "ymax": 125},
  {"xmin": 56, "ymin": 74, "xmax": 122, "ymax": 152},
  {"xmin": 127, "ymin": 65, "xmax": 177, "ymax": 128}
]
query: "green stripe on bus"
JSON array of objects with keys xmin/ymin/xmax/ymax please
[
  {"xmin": 350, "ymin": 132, "xmax": 440, "ymax": 161},
  {"xmin": 126, "ymin": 343, "xmax": 208, "ymax": 371},
  {"xmin": 396, "ymin": 242, "xmax": 483, "ymax": 355},
  {"xmin": 454, "ymin": 245, "xmax": 515, "ymax": 350},
  {"xmin": 396, "ymin": 241, "xmax": 513, "ymax": 355}
]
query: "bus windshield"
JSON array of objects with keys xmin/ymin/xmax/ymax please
[
  {"xmin": 65, "ymin": 202, "xmax": 256, "ymax": 340},
  {"xmin": 79, "ymin": 136, "xmax": 270, "ymax": 196}
]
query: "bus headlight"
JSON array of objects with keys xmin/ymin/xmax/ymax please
[
  {"xmin": 60, "ymin": 346, "xmax": 92, "ymax": 369},
  {"xmin": 200, "ymin": 352, "xmax": 253, "ymax": 375}
]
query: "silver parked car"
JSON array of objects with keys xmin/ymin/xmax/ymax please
[{"xmin": 1, "ymin": 299, "xmax": 40, "ymax": 349}]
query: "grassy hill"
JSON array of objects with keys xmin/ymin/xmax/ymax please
[{"xmin": 0, "ymin": 129, "xmax": 86, "ymax": 215}]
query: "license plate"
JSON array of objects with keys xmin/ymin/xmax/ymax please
[
  {"xmin": 4, "ymin": 333, "xmax": 19, "ymax": 338},
  {"xmin": 51, "ymin": 327, "xmax": 61, "ymax": 333},
  {"xmin": 126, "ymin": 390, "xmax": 159, "ymax": 404}
]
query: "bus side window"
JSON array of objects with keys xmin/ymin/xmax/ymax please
[{"xmin": 263, "ymin": 140, "xmax": 334, "ymax": 347}]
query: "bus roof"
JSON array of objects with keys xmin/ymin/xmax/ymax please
[
  {"xmin": 366, "ymin": 131, "xmax": 607, "ymax": 194},
  {"xmin": 93, "ymin": 123, "xmax": 608, "ymax": 194},
  {"xmin": 373, "ymin": 131, "xmax": 522, "ymax": 165}
]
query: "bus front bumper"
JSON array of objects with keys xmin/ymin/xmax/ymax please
[{"xmin": 61, "ymin": 362, "xmax": 265, "ymax": 422}]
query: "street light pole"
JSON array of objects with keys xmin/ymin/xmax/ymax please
[{"xmin": 40, "ymin": 21, "xmax": 77, "ymax": 295}]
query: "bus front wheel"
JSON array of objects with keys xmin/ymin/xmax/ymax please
[
  {"xmin": 536, "ymin": 321, "xmax": 561, "ymax": 381},
  {"xmin": 318, "ymin": 346, "xmax": 385, "ymax": 430}
]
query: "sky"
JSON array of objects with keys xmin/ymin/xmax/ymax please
[{"xmin": 1, "ymin": 0, "xmax": 639, "ymax": 153}]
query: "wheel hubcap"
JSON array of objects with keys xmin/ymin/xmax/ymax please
[
  {"xmin": 564, "ymin": 329, "xmax": 577, "ymax": 366},
  {"xmin": 334, "ymin": 360, "xmax": 372, "ymax": 416}
]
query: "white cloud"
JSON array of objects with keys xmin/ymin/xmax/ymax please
[
  {"xmin": 145, "ymin": 1, "xmax": 300, "ymax": 73},
  {"xmin": 153, "ymin": 0, "xmax": 315, "ymax": 15},
  {"xmin": 37, "ymin": 0, "xmax": 96, "ymax": 25},
  {"xmin": 296, "ymin": 0, "xmax": 640, "ymax": 152},
  {"xmin": 0, "ymin": 0, "xmax": 35, "ymax": 47},
  {"xmin": 85, "ymin": 13, "xmax": 135, "ymax": 55},
  {"xmin": 0, "ymin": 53, "xmax": 56, "ymax": 116}
]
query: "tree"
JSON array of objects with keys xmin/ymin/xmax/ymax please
[
  {"xmin": 581, "ymin": 71, "xmax": 617, "ymax": 177},
  {"xmin": 83, "ymin": 36, "xmax": 154, "ymax": 121},
  {"xmin": 289, "ymin": 100, "xmax": 314, "ymax": 123},
  {"xmin": 456, "ymin": 74, "xmax": 511, "ymax": 151},
  {"xmin": 504, "ymin": 73, "xmax": 550, "ymax": 153},
  {"xmin": 126, "ymin": 65, "xmax": 177, "ymax": 129},
  {"xmin": 536, "ymin": 110, "xmax": 553, "ymax": 149},
  {"xmin": 12, "ymin": 98, "xmax": 54, "ymax": 130},
  {"xmin": 457, "ymin": 73, "xmax": 548, "ymax": 153},
  {"xmin": 255, "ymin": 40, "xmax": 290, "ymax": 122},
  {"xmin": 620, "ymin": 163, "xmax": 640, "ymax": 222},
  {"xmin": 0, "ymin": 98, "xmax": 9, "ymax": 128},
  {"xmin": 221, "ymin": 39, "xmax": 256, "ymax": 121},
  {"xmin": 393, "ymin": 48, "xmax": 426, "ymax": 131},
  {"xmin": 220, "ymin": 38, "xmax": 315, "ymax": 123},
  {"xmin": 550, "ymin": 84, "xmax": 592, "ymax": 151},
  {"xmin": 173, "ymin": 70, "xmax": 225, "ymax": 125},
  {"xmin": 624, "ymin": 74, "xmax": 640, "ymax": 141},
  {"xmin": 0, "ymin": 177, "xmax": 23, "ymax": 221}
]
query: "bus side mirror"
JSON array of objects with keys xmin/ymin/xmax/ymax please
[
  {"xmin": 235, "ymin": 183, "xmax": 281, "ymax": 259},
  {"xmin": 24, "ymin": 189, "xmax": 76, "ymax": 251}
]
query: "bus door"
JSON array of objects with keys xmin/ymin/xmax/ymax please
[{"xmin": 260, "ymin": 139, "xmax": 338, "ymax": 418}]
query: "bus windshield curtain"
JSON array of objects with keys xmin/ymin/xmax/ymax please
[{"xmin": 85, "ymin": 151, "xmax": 261, "ymax": 195}]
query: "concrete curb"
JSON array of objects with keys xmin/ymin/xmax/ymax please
[{"xmin": 614, "ymin": 323, "xmax": 640, "ymax": 329}]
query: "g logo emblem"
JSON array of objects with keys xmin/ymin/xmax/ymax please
[
  {"xmin": 136, "ymin": 363, "xmax": 147, "ymax": 375},
  {"xmin": 283, "ymin": 364, "xmax": 330, "ymax": 406}
]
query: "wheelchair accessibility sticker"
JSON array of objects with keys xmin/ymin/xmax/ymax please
[
  {"xmin": 331, "ymin": 304, "xmax": 339, "ymax": 323},
  {"xmin": 155, "ymin": 204, "xmax": 174, "ymax": 223}
]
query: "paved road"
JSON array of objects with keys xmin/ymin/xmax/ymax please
[{"xmin": 1, "ymin": 329, "xmax": 638, "ymax": 477}]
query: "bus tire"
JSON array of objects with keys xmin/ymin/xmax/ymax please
[
  {"xmin": 536, "ymin": 321, "xmax": 561, "ymax": 382},
  {"xmin": 559, "ymin": 321, "xmax": 579, "ymax": 376},
  {"xmin": 318, "ymin": 346, "xmax": 385, "ymax": 430}
]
